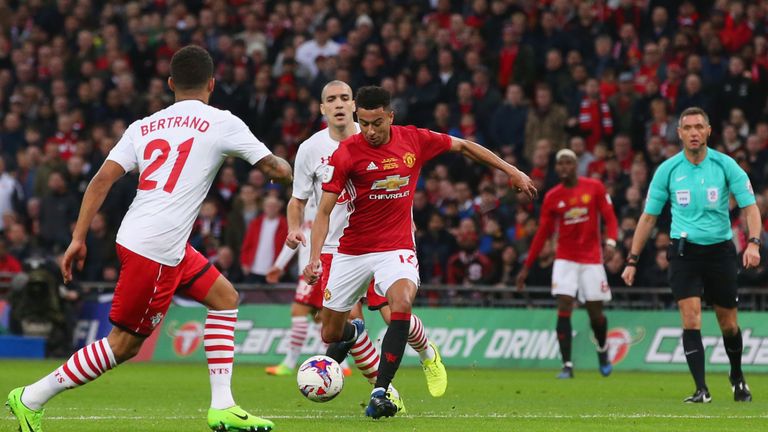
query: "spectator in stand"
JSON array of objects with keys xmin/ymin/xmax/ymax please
[
  {"xmin": 446, "ymin": 229, "xmax": 493, "ymax": 286},
  {"xmin": 240, "ymin": 196, "xmax": 287, "ymax": 283},
  {"xmin": 578, "ymin": 78, "xmax": 613, "ymax": 152},
  {"xmin": 0, "ymin": 237, "xmax": 22, "ymax": 281},
  {"xmin": 81, "ymin": 212, "xmax": 117, "ymax": 282},
  {"xmin": 418, "ymin": 212, "xmax": 458, "ymax": 285},
  {"xmin": 677, "ymin": 73, "xmax": 710, "ymax": 115},
  {"xmin": 39, "ymin": 171, "xmax": 77, "ymax": 254},
  {"xmin": 524, "ymin": 84, "xmax": 568, "ymax": 165},
  {"xmin": 213, "ymin": 245, "xmax": 244, "ymax": 284}
]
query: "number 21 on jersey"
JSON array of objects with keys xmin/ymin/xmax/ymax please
[{"xmin": 138, "ymin": 137, "xmax": 194, "ymax": 193}]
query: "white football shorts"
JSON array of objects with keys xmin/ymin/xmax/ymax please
[
  {"xmin": 551, "ymin": 259, "xmax": 612, "ymax": 303},
  {"xmin": 323, "ymin": 249, "xmax": 420, "ymax": 312}
]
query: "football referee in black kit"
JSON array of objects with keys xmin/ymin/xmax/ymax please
[{"xmin": 622, "ymin": 107, "xmax": 761, "ymax": 403}]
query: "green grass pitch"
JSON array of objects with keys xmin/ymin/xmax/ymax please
[{"xmin": 2, "ymin": 360, "xmax": 767, "ymax": 431}]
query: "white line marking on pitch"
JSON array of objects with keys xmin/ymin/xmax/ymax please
[{"xmin": 4, "ymin": 413, "xmax": 768, "ymax": 420}]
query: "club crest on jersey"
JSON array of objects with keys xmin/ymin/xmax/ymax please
[
  {"xmin": 403, "ymin": 152, "xmax": 416, "ymax": 168},
  {"xmin": 150, "ymin": 312, "xmax": 164, "ymax": 329},
  {"xmin": 324, "ymin": 289, "xmax": 332, "ymax": 301},
  {"xmin": 371, "ymin": 175, "xmax": 410, "ymax": 192},
  {"xmin": 581, "ymin": 194, "xmax": 591, "ymax": 204}
]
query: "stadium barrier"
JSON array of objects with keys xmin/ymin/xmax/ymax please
[
  {"xmin": 111, "ymin": 304, "xmax": 768, "ymax": 372},
  {"xmin": 70, "ymin": 282, "xmax": 768, "ymax": 310}
]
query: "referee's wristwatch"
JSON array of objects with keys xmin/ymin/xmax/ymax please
[
  {"xmin": 748, "ymin": 237, "xmax": 762, "ymax": 247},
  {"xmin": 625, "ymin": 253, "xmax": 640, "ymax": 267}
]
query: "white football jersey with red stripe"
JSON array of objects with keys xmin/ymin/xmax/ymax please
[
  {"xmin": 108, "ymin": 100, "xmax": 271, "ymax": 265},
  {"xmin": 292, "ymin": 125, "xmax": 360, "ymax": 254}
]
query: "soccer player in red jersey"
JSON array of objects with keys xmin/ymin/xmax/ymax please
[
  {"xmin": 268, "ymin": 81, "xmax": 445, "ymax": 407},
  {"xmin": 304, "ymin": 86, "xmax": 536, "ymax": 418},
  {"xmin": 6, "ymin": 46, "xmax": 291, "ymax": 432},
  {"xmin": 516, "ymin": 149, "xmax": 619, "ymax": 379}
]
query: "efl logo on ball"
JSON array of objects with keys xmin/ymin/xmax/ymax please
[{"xmin": 297, "ymin": 355, "xmax": 344, "ymax": 402}]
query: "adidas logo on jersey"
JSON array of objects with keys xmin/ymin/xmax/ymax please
[
  {"xmin": 367, "ymin": 162, "xmax": 379, "ymax": 171},
  {"xmin": 557, "ymin": 201, "xmax": 566, "ymax": 208}
]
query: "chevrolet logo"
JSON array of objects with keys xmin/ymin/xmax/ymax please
[{"xmin": 371, "ymin": 175, "xmax": 410, "ymax": 192}]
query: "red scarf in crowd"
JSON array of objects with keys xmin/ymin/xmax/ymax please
[{"xmin": 578, "ymin": 97, "xmax": 613, "ymax": 151}]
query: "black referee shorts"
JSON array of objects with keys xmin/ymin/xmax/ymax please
[{"xmin": 667, "ymin": 239, "xmax": 739, "ymax": 308}]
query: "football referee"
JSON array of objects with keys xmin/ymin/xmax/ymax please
[{"xmin": 622, "ymin": 107, "xmax": 761, "ymax": 404}]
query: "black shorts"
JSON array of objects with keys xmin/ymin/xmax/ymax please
[{"xmin": 667, "ymin": 239, "xmax": 739, "ymax": 308}]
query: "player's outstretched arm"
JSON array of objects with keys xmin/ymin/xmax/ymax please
[
  {"xmin": 286, "ymin": 197, "xmax": 308, "ymax": 249},
  {"xmin": 448, "ymin": 136, "xmax": 536, "ymax": 199},
  {"xmin": 61, "ymin": 160, "xmax": 125, "ymax": 283},
  {"xmin": 304, "ymin": 191, "xmax": 338, "ymax": 284},
  {"xmin": 621, "ymin": 212, "xmax": 658, "ymax": 286},
  {"xmin": 255, "ymin": 154, "xmax": 293, "ymax": 184}
]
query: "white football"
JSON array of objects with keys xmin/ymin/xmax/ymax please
[{"xmin": 297, "ymin": 355, "xmax": 344, "ymax": 402}]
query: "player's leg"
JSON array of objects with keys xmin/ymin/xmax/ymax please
[
  {"xmin": 555, "ymin": 295, "xmax": 575, "ymax": 378},
  {"xmin": 265, "ymin": 281, "xmax": 316, "ymax": 376},
  {"xmin": 669, "ymin": 246, "xmax": 710, "ymax": 403},
  {"xmin": 8, "ymin": 244, "xmax": 174, "ymax": 431},
  {"xmin": 348, "ymin": 302, "xmax": 380, "ymax": 384},
  {"xmin": 365, "ymin": 249, "xmax": 420, "ymax": 419},
  {"xmin": 714, "ymin": 305, "xmax": 751, "ymax": 401},
  {"xmin": 584, "ymin": 301, "xmax": 610, "ymax": 375},
  {"xmin": 707, "ymin": 244, "xmax": 750, "ymax": 402},
  {"xmin": 181, "ymin": 244, "xmax": 273, "ymax": 431},
  {"xmin": 347, "ymin": 301, "xmax": 405, "ymax": 413},
  {"xmin": 580, "ymin": 263, "xmax": 612, "ymax": 376},
  {"xmin": 551, "ymin": 259, "xmax": 578, "ymax": 379},
  {"xmin": 378, "ymin": 303, "xmax": 446, "ymax": 397},
  {"xmin": 677, "ymin": 297, "xmax": 710, "ymax": 402},
  {"xmin": 320, "ymin": 253, "xmax": 371, "ymax": 363}
]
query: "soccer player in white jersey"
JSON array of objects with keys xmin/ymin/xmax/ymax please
[
  {"xmin": 6, "ymin": 46, "xmax": 291, "ymax": 432},
  {"xmin": 272, "ymin": 81, "xmax": 446, "ymax": 406}
]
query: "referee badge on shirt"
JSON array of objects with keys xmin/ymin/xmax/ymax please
[
  {"xmin": 707, "ymin": 187, "xmax": 719, "ymax": 203},
  {"xmin": 676, "ymin": 190, "xmax": 691, "ymax": 207}
]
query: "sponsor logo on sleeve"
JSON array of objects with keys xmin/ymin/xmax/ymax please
[{"xmin": 322, "ymin": 165, "xmax": 335, "ymax": 183}]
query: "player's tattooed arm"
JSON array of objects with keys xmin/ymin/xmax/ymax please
[{"xmin": 256, "ymin": 154, "xmax": 293, "ymax": 184}]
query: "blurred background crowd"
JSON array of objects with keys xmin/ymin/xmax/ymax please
[{"xmin": 1, "ymin": 0, "xmax": 768, "ymax": 308}]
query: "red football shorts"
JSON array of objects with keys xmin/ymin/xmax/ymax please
[
  {"xmin": 318, "ymin": 253, "xmax": 388, "ymax": 311},
  {"xmin": 293, "ymin": 275, "xmax": 323, "ymax": 309},
  {"xmin": 110, "ymin": 243, "xmax": 221, "ymax": 336}
]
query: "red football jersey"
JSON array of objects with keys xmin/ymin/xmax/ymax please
[
  {"xmin": 524, "ymin": 177, "xmax": 618, "ymax": 266},
  {"xmin": 322, "ymin": 125, "xmax": 452, "ymax": 255}
]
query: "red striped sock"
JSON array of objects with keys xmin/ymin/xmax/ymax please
[
  {"xmin": 283, "ymin": 316, "xmax": 309, "ymax": 368},
  {"xmin": 408, "ymin": 314, "xmax": 429, "ymax": 353},
  {"xmin": 206, "ymin": 309, "xmax": 237, "ymax": 409},
  {"xmin": 349, "ymin": 329, "xmax": 379, "ymax": 384},
  {"xmin": 22, "ymin": 337, "xmax": 116, "ymax": 410}
]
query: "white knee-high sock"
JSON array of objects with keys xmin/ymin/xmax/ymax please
[{"xmin": 22, "ymin": 337, "xmax": 116, "ymax": 410}]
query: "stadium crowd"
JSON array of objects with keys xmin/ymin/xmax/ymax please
[{"xmin": 1, "ymin": 0, "xmax": 768, "ymax": 298}]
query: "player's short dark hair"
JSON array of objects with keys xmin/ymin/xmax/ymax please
[
  {"xmin": 355, "ymin": 86, "xmax": 391, "ymax": 111},
  {"xmin": 678, "ymin": 107, "xmax": 710, "ymax": 127},
  {"xmin": 170, "ymin": 45, "xmax": 214, "ymax": 91}
]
